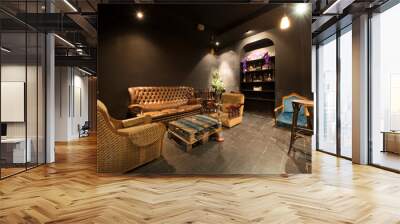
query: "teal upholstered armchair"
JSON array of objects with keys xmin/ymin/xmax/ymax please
[{"xmin": 274, "ymin": 93, "xmax": 310, "ymax": 128}]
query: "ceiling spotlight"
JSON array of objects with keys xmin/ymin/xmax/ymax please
[
  {"xmin": 245, "ymin": 30, "xmax": 254, "ymax": 35},
  {"xmin": 215, "ymin": 41, "xmax": 220, "ymax": 46},
  {"xmin": 136, "ymin": 11, "xmax": 144, "ymax": 20},
  {"xmin": 280, "ymin": 16, "xmax": 290, "ymax": 30},
  {"xmin": 197, "ymin": 24, "xmax": 205, "ymax": 31},
  {"xmin": 295, "ymin": 3, "xmax": 308, "ymax": 15}
]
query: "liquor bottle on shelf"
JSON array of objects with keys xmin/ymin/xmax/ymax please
[{"xmin": 267, "ymin": 73, "xmax": 272, "ymax": 81}]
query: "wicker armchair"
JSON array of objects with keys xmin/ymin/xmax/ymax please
[{"xmin": 97, "ymin": 100, "xmax": 166, "ymax": 173}]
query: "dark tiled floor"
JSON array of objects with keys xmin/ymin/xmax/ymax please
[{"xmin": 130, "ymin": 112, "xmax": 311, "ymax": 175}]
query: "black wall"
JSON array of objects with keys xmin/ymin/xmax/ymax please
[
  {"xmin": 218, "ymin": 5, "xmax": 312, "ymax": 106},
  {"xmin": 98, "ymin": 4, "xmax": 312, "ymax": 119},
  {"xmin": 98, "ymin": 5, "xmax": 217, "ymax": 118}
]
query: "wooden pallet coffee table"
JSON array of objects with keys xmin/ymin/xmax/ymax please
[{"xmin": 167, "ymin": 114, "xmax": 222, "ymax": 152}]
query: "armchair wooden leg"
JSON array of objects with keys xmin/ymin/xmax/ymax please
[{"xmin": 288, "ymin": 103, "xmax": 300, "ymax": 154}]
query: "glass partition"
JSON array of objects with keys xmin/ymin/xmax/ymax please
[
  {"xmin": 0, "ymin": 2, "xmax": 46, "ymax": 179},
  {"xmin": 317, "ymin": 35, "xmax": 337, "ymax": 154},
  {"xmin": 1, "ymin": 30, "xmax": 28, "ymax": 177},
  {"xmin": 339, "ymin": 27, "xmax": 352, "ymax": 158},
  {"xmin": 370, "ymin": 3, "xmax": 400, "ymax": 171}
]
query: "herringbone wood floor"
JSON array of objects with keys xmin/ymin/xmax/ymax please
[{"xmin": 1, "ymin": 135, "xmax": 400, "ymax": 223}]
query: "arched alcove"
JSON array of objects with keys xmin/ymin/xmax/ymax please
[{"xmin": 240, "ymin": 38, "xmax": 276, "ymax": 113}]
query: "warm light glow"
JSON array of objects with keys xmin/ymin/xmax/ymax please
[
  {"xmin": 63, "ymin": 0, "xmax": 78, "ymax": 12},
  {"xmin": 54, "ymin": 34, "xmax": 75, "ymax": 48},
  {"xmin": 136, "ymin": 11, "xmax": 144, "ymax": 19},
  {"xmin": 245, "ymin": 30, "xmax": 254, "ymax": 35},
  {"xmin": 1, "ymin": 47, "xmax": 11, "ymax": 53},
  {"xmin": 280, "ymin": 16, "xmax": 290, "ymax": 30},
  {"xmin": 78, "ymin": 67, "xmax": 93, "ymax": 76},
  {"xmin": 215, "ymin": 41, "xmax": 220, "ymax": 46},
  {"xmin": 295, "ymin": 3, "xmax": 308, "ymax": 15}
]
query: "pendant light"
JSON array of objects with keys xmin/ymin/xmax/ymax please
[{"xmin": 280, "ymin": 4, "xmax": 290, "ymax": 30}]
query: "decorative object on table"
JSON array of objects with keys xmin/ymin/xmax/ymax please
[
  {"xmin": 381, "ymin": 131, "xmax": 400, "ymax": 154},
  {"xmin": 210, "ymin": 69, "xmax": 225, "ymax": 103},
  {"xmin": 97, "ymin": 100, "xmax": 166, "ymax": 173},
  {"xmin": 167, "ymin": 114, "xmax": 222, "ymax": 152},
  {"xmin": 128, "ymin": 86, "xmax": 202, "ymax": 122},
  {"xmin": 274, "ymin": 93, "xmax": 310, "ymax": 128},
  {"xmin": 214, "ymin": 102, "xmax": 225, "ymax": 142}
]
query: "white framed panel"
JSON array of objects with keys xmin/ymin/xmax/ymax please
[{"xmin": 1, "ymin": 81, "xmax": 25, "ymax": 122}]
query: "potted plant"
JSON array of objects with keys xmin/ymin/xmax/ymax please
[{"xmin": 211, "ymin": 69, "xmax": 225, "ymax": 103}]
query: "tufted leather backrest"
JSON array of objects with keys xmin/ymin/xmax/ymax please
[{"xmin": 128, "ymin": 86, "xmax": 195, "ymax": 105}]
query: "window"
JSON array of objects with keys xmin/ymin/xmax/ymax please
[
  {"xmin": 316, "ymin": 25, "xmax": 353, "ymax": 158},
  {"xmin": 317, "ymin": 35, "xmax": 337, "ymax": 154},
  {"xmin": 370, "ymin": 2, "xmax": 400, "ymax": 171},
  {"xmin": 0, "ymin": 1, "xmax": 47, "ymax": 179},
  {"xmin": 339, "ymin": 28, "xmax": 352, "ymax": 158}
]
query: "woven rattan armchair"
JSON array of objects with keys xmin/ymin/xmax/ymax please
[{"xmin": 97, "ymin": 100, "xmax": 166, "ymax": 173}]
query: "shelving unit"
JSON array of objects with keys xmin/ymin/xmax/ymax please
[{"xmin": 240, "ymin": 55, "xmax": 276, "ymax": 106}]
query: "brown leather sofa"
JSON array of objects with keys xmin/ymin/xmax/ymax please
[{"xmin": 128, "ymin": 86, "xmax": 202, "ymax": 122}]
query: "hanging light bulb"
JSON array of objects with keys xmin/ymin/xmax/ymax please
[{"xmin": 280, "ymin": 15, "xmax": 290, "ymax": 30}]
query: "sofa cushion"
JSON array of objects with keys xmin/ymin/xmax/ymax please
[
  {"xmin": 143, "ymin": 111, "xmax": 168, "ymax": 119},
  {"xmin": 142, "ymin": 101, "xmax": 186, "ymax": 112},
  {"xmin": 221, "ymin": 103, "xmax": 241, "ymax": 113},
  {"xmin": 178, "ymin": 104, "xmax": 202, "ymax": 112}
]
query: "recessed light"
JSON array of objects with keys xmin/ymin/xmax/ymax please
[
  {"xmin": 136, "ymin": 11, "xmax": 144, "ymax": 20},
  {"xmin": 215, "ymin": 41, "xmax": 220, "ymax": 46}
]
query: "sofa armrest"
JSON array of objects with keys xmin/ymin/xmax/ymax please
[
  {"xmin": 128, "ymin": 104, "xmax": 144, "ymax": 116},
  {"xmin": 274, "ymin": 105, "xmax": 284, "ymax": 113},
  {"xmin": 304, "ymin": 107, "xmax": 311, "ymax": 117},
  {"xmin": 273, "ymin": 105, "xmax": 284, "ymax": 121},
  {"xmin": 118, "ymin": 123, "xmax": 166, "ymax": 147},
  {"xmin": 122, "ymin": 115, "xmax": 152, "ymax": 128},
  {"xmin": 110, "ymin": 117, "xmax": 123, "ymax": 129}
]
